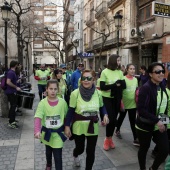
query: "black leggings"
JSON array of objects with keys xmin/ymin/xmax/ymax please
[
  {"xmin": 116, "ymin": 108, "xmax": 137, "ymax": 140},
  {"xmin": 103, "ymin": 97, "xmax": 118, "ymax": 137},
  {"xmin": 45, "ymin": 145, "xmax": 62, "ymax": 170},
  {"xmin": 136, "ymin": 129, "xmax": 169, "ymax": 170},
  {"xmin": 73, "ymin": 134, "xmax": 98, "ymax": 170}
]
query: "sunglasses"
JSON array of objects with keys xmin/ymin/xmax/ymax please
[
  {"xmin": 152, "ymin": 70, "xmax": 165, "ymax": 74},
  {"xmin": 81, "ymin": 76, "xmax": 93, "ymax": 81}
]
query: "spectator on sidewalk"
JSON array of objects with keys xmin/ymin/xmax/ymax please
[
  {"xmin": 34, "ymin": 80, "xmax": 68, "ymax": 170},
  {"xmin": 34, "ymin": 64, "xmax": 50, "ymax": 100},
  {"xmin": 139, "ymin": 65, "xmax": 149, "ymax": 86},
  {"xmin": 5, "ymin": 60, "xmax": 21, "ymax": 129},
  {"xmin": 70, "ymin": 63, "xmax": 84, "ymax": 90},
  {"xmin": 64, "ymin": 69, "xmax": 109, "ymax": 170}
]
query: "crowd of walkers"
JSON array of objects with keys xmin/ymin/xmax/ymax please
[
  {"xmin": 3, "ymin": 56, "xmax": 170, "ymax": 170},
  {"xmin": 33, "ymin": 56, "xmax": 170, "ymax": 170}
]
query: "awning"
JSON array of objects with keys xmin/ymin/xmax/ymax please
[{"xmin": 123, "ymin": 39, "xmax": 163, "ymax": 49}]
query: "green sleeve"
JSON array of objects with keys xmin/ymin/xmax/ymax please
[
  {"xmin": 97, "ymin": 90, "xmax": 103, "ymax": 107},
  {"xmin": 69, "ymin": 89, "xmax": 79, "ymax": 108},
  {"xmin": 100, "ymin": 70, "xmax": 106, "ymax": 82},
  {"xmin": 165, "ymin": 156, "xmax": 170, "ymax": 170},
  {"xmin": 35, "ymin": 70, "xmax": 39, "ymax": 76},
  {"xmin": 34, "ymin": 101, "xmax": 44, "ymax": 119},
  {"xmin": 120, "ymin": 71, "xmax": 124, "ymax": 80}
]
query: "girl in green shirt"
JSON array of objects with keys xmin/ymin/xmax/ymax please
[
  {"xmin": 115, "ymin": 64, "xmax": 139, "ymax": 146},
  {"xmin": 34, "ymin": 80, "xmax": 68, "ymax": 170}
]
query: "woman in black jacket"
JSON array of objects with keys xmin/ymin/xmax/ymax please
[{"xmin": 136, "ymin": 62, "xmax": 169, "ymax": 170}]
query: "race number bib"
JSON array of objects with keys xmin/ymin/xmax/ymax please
[
  {"xmin": 158, "ymin": 114, "xmax": 170, "ymax": 124},
  {"xmin": 45, "ymin": 115, "xmax": 61, "ymax": 128},
  {"xmin": 82, "ymin": 111, "xmax": 97, "ymax": 117}
]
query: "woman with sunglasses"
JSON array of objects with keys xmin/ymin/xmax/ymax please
[
  {"xmin": 136, "ymin": 62, "xmax": 169, "ymax": 170},
  {"xmin": 52, "ymin": 69, "xmax": 67, "ymax": 100},
  {"xmin": 64, "ymin": 69, "xmax": 109, "ymax": 170}
]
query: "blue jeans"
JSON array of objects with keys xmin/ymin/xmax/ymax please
[
  {"xmin": 37, "ymin": 84, "xmax": 46, "ymax": 100},
  {"xmin": 45, "ymin": 145, "xmax": 62, "ymax": 170}
]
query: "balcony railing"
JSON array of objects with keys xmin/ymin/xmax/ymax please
[
  {"xmin": 86, "ymin": 13, "xmax": 95, "ymax": 27},
  {"xmin": 95, "ymin": 1, "xmax": 107, "ymax": 19},
  {"xmin": 93, "ymin": 29, "xmax": 126, "ymax": 49},
  {"xmin": 107, "ymin": 0, "xmax": 118, "ymax": 8}
]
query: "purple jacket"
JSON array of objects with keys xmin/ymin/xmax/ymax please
[{"xmin": 137, "ymin": 79, "xmax": 168, "ymax": 124}]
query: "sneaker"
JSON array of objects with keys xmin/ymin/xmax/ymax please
[
  {"xmin": 114, "ymin": 131, "xmax": 122, "ymax": 139},
  {"xmin": 133, "ymin": 139, "xmax": 140, "ymax": 147},
  {"xmin": 45, "ymin": 166, "xmax": 52, "ymax": 170},
  {"xmin": 109, "ymin": 138, "xmax": 115, "ymax": 149},
  {"xmin": 103, "ymin": 138, "xmax": 110, "ymax": 151},
  {"xmin": 16, "ymin": 112, "xmax": 23, "ymax": 116},
  {"xmin": 8, "ymin": 122, "xmax": 19, "ymax": 129},
  {"xmin": 14, "ymin": 120, "xmax": 19, "ymax": 123},
  {"xmin": 74, "ymin": 156, "xmax": 80, "ymax": 167}
]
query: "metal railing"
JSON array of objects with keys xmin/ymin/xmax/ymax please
[
  {"xmin": 107, "ymin": 0, "xmax": 118, "ymax": 8},
  {"xmin": 95, "ymin": 1, "xmax": 107, "ymax": 19},
  {"xmin": 86, "ymin": 13, "xmax": 95, "ymax": 26}
]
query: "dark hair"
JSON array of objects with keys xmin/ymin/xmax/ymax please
[
  {"xmin": 147, "ymin": 62, "xmax": 164, "ymax": 74},
  {"xmin": 107, "ymin": 54, "xmax": 121, "ymax": 70},
  {"xmin": 46, "ymin": 79, "xmax": 59, "ymax": 89},
  {"xmin": 140, "ymin": 65, "xmax": 147, "ymax": 71},
  {"xmin": 124, "ymin": 63, "xmax": 135, "ymax": 75},
  {"xmin": 167, "ymin": 72, "xmax": 170, "ymax": 90},
  {"xmin": 54, "ymin": 69, "xmax": 62, "ymax": 75},
  {"xmin": 10, "ymin": 60, "xmax": 18, "ymax": 68}
]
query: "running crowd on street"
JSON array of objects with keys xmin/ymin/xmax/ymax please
[{"xmin": 1, "ymin": 54, "xmax": 170, "ymax": 170}]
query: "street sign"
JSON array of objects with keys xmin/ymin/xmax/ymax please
[
  {"xmin": 78, "ymin": 52, "xmax": 94, "ymax": 58},
  {"xmin": 152, "ymin": 1, "xmax": 170, "ymax": 18}
]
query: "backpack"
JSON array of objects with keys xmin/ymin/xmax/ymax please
[{"xmin": 0, "ymin": 71, "xmax": 7, "ymax": 90}]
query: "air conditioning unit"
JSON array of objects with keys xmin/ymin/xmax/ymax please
[{"xmin": 130, "ymin": 28, "xmax": 145, "ymax": 39}]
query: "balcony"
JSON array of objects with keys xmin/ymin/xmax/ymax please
[
  {"xmin": 107, "ymin": 0, "xmax": 119, "ymax": 8},
  {"xmin": 84, "ymin": 42, "xmax": 93, "ymax": 52},
  {"xmin": 95, "ymin": 1, "xmax": 107, "ymax": 19},
  {"xmin": 86, "ymin": 13, "xmax": 95, "ymax": 27},
  {"xmin": 93, "ymin": 29, "xmax": 126, "ymax": 50}
]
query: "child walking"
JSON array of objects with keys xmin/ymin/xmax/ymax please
[{"xmin": 34, "ymin": 80, "xmax": 68, "ymax": 170}]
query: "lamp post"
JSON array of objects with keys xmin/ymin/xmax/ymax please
[
  {"xmin": 114, "ymin": 12, "xmax": 123, "ymax": 55},
  {"xmin": 1, "ymin": 2, "xmax": 12, "ymax": 70}
]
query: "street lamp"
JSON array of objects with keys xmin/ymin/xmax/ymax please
[
  {"xmin": 1, "ymin": 2, "xmax": 12, "ymax": 70},
  {"xmin": 114, "ymin": 12, "xmax": 123, "ymax": 55}
]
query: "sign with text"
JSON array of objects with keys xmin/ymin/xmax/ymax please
[
  {"xmin": 152, "ymin": 1, "xmax": 170, "ymax": 18},
  {"xmin": 78, "ymin": 53, "xmax": 94, "ymax": 58}
]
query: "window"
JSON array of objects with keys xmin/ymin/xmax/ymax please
[
  {"xmin": 84, "ymin": 33, "xmax": 86, "ymax": 44},
  {"xmin": 34, "ymin": 11, "xmax": 43, "ymax": 15},
  {"xmin": 77, "ymin": 23, "xmax": 79, "ymax": 29},
  {"xmin": 45, "ymin": 11, "xmax": 56, "ymax": 16},
  {"xmin": 139, "ymin": 4, "xmax": 154, "ymax": 23}
]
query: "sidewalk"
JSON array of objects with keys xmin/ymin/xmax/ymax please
[{"xmin": 0, "ymin": 75, "xmax": 166, "ymax": 170}]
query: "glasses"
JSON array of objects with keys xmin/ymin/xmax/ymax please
[
  {"xmin": 81, "ymin": 76, "xmax": 93, "ymax": 81},
  {"xmin": 152, "ymin": 70, "xmax": 165, "ymax": 74}
]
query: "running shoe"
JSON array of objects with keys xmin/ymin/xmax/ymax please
[
  {"xmin": 101, "ymin": 121, "xmax": 106, "ymax": 126},
  {"xmin": 73, "ymin": 156, "xmax": 80, "ymax": 167},
  {"xmin": 8, "ymin": 122, "xmax": 19, "ymax": 129},
  {"xmin": 109, "ymin": 138, "xmax": 115, "ymax": 149},
  {"xmin": 114, "ymin": 131, "xmax": 122, "ymax": 139},
  {"xmin": 45, "ymin": 166, "xmax": 52, "ymax": 170},
  {"xmin": 103, "ymin": 138, "xmax": 110, "ymax": 151},
  {"xmin": 133, "ymin": 139, "xmax": 140, "ymax": 147}
]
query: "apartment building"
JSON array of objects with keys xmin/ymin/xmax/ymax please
[
  {"xmin": 83, "ymin": 0, "xmax": 130, "ymax": 71},
  {"xmin": 33, "ymin": 0, "xmax": 63, "ymax": 66}
]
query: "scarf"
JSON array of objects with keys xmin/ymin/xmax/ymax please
[{"xmin": 79, "ymin": 84, "xmax": 95, "ymax": 102}]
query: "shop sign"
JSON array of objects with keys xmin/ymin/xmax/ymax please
[
  {"xmin": 152, "ymin": 1, "xmax": 170, "ymax": 18},
  {"xmin": 78, "ymin": 53, "xmax": 94, "ymax": 58}
]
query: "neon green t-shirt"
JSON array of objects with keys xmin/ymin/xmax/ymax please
[
  {"xmin": 62, "ymin": 74, "xmax": 66, "ymax": 80},
  {"xmin": 70, "ymin": 89, "xmax": 103, "ymax": 136},
  {"xmin": 166, "ymin": 88, "xmax": 170, "ymax": 129},
  {"xmin": 122, "ymin": 76, "xmax": 138, "ymax": 109},
  {"xmin": 100, "ymin": 68, "xmax": 124, "ymax": 98},
  {"xmin": 36, "ymin": 70, "xmax": 50, "ymax": 85},
  {"xmin": 34, "ymin": 97, "xmax": 68, "ymax": 148},
  {"xmin": 57, "ymin": 79, "xmax": 67, "ymax": 99},
  {"xmin": 154, "ymin": 90, "xmax": 167, "ymax": 131}
]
